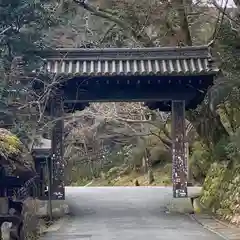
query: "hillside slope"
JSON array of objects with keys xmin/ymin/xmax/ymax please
[
  {"xmin": 200, "ymin": 163, "xmax": 240, "ymax": 225},
  {"xmin": 88, "ymin": 164, "xmax": 172, "ymax": 187}
]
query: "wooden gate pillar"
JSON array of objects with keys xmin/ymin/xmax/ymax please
[
  {"xmin": 171, "ymin": 100, "xmax": 188, "ymax": 198},
  {"xmin": 50, "ymin": 88, "xmax": 65, "ymax": 200}
]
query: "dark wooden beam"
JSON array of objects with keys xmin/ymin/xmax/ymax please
[
  {"xmin": 50, "ymin": 89, "xmax": 65, "ymax": 200},
  {"xmin": 171, "ymin": 100, "xmax": 188, "ymax": 198}
]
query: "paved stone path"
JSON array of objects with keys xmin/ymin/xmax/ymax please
[
  {"xmin": 41, "ymin": 187, "xmax": 224, "ymax": 240},
  {"xmin": 191, "ymin": 213, "xmax": 240, "ymax": 240}
]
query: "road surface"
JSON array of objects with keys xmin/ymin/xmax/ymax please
[{"xmin": 42, "ymin": 187, "xmax": 223, "ymax": 240}]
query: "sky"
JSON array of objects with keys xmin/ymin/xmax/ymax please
[
  {"xmin": 214, "ymin": 0, "xmax": 237, "ymax": 7},
  {"xmin": 198, "ymin": 0, "xmax": 237, "ymax": 7}
]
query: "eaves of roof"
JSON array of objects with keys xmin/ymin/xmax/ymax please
[{"xmin": 39, "ymin": 45, "xmax": 219, "ymax": 77}]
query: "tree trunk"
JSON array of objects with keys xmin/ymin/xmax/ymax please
[
  {"xmin": 146, "ymin": 148, "xmax": 154, "ymax": 184},
  {"xmin": 142, "ymin": 156, "xmax": 147, "ymax": 173},
  {"xmin": 89, "ymin": 159, "xmax": 95, "ymax": 179},
  {"xmin": 147, "ymin": 169, "xmax": 154, "ymax": 184}
]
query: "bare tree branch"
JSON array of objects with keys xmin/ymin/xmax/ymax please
[
  {"xmin": 0, "ymin": 26, "xmax": 12, "ymax": 36},
  {"xmin": 73, "ymin": 0, "xmax": 154, "ymax": 46},
  {"xmin": 211, "ymin": 0, "xmax": 240, "ymax": 27}
]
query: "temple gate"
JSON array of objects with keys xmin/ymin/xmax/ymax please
[{"xmin": 34, "ymin": 45, "xmax": 219, "ymax": 199}]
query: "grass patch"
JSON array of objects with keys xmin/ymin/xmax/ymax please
[{"xmin": 90, "ymin": 164, "xmax": 172, "ymax": 187}]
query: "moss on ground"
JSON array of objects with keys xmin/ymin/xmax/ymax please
[
  {"xmin": 0, "ymin": 128, "xmax": 35, "ymax": 177},
  {"xmin": 90, "ymin": 164, "xmax": 172, "ymax": 187},
  {"xmin": 0, "ymin": 128, "xmax": 22, "ymax": 157}
]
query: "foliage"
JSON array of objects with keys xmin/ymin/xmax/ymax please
[
  {"xmin": 0, "ymin": 0, "xmax": 58, "ymax": 63},
  {"xmin": 1, "ymin": 0, "xmax": 240, "ymax": 223},
  {"xmin": 197, "ymin": 5, "xmax": 240, "ymax": 220},
  {"xmin": 226, "ymin": 128, "xmax": 240, "ymax": 160},
  {"xmin": 0, "ymin": 0, "xmax": 63, "ymax": 150},
  {"xmin": 201, "ymin": 163, "xmax": 240, "ymax": 224},
  {"xmin": 0, "ymin": 128, "xmax": 21, "ymax": 156},
  {"xmin": 0, "ymin": 128, "xmax": 35, "ymax": 178}
]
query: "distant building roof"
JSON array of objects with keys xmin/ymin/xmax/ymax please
[{"xmin": 32, "ymin": 137, "xmax": 51, "ymax": 158}]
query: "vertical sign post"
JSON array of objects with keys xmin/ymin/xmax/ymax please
[
  {"xmin": 171, "ymin": 100, "xmax": 188, "ymax": 198},
  {"xmin": 51, "ymin": 88, "xmax": 65, "ymax": 200},
  {"xmin": 47, "ymin": 157, "xmax": 53, "ymax": 221},
  {"xmin": 185, "ymin": 141, "xmax": 190, "ymax": 184}
]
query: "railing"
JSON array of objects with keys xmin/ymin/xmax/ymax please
[{"xmin": 15, "ymin": 175, "xmax": 39, "ymax": 200}]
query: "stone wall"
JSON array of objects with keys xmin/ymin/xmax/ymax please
[
  {"xmin": 22, "ymin": 198, "xmax": 41, "ymax": 239},
  {"xmin": 200, "ymin": 163, "xmax": 240, "ymax": 225},
  {"xmin": 37, "ymin": 200, "xmax": 69, "ymax": 219},
  {"xmin": 14, "ymin": 198, "xmax": 69, "ymax": 240}
]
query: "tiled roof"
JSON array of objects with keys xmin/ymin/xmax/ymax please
[{"xmin": 39, "ymin": 46, "xmax": 219, "ymax": 76}]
